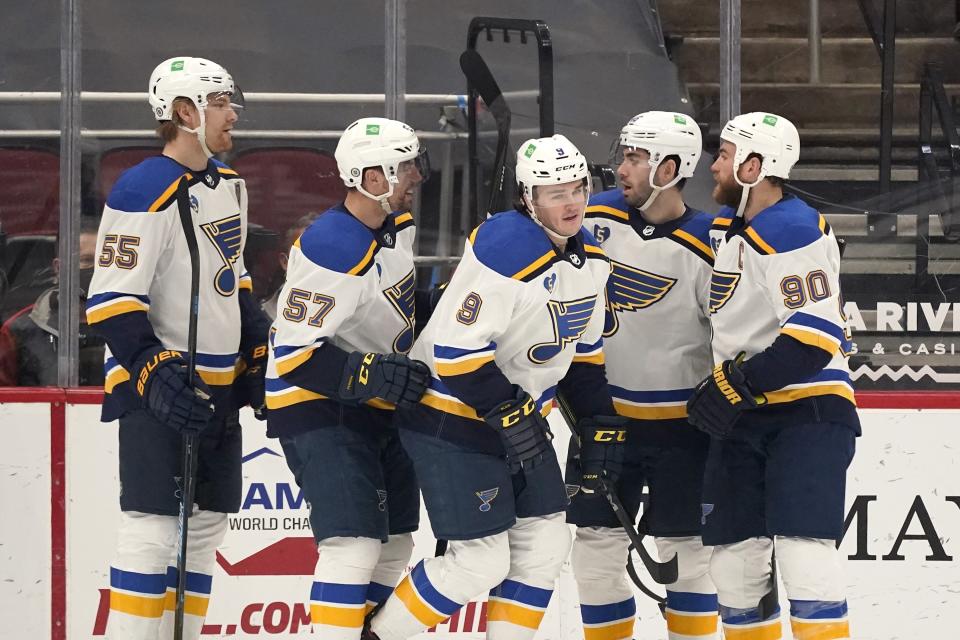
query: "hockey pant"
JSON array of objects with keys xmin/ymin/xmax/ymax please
[
  {"xmin": 106, "ymin": 509, "xmax": 227, "ymax": 640},
  {"xmin": 570, "ymin": 527, "xmax": 718, "ymax": 640},
  {"xmin": 711, "ymin": 536, "xmax": 850, "ymax": 639},
  {"xmin": 310, "ymin": 533, "xmax": 414, "ymax": 640},
  {"xmin": 371, "ymin": 514, "xmax": 571, "ymax": 640}
]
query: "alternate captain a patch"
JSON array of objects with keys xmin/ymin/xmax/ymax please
[
  {"xmin": 383, "ymin": 268, "xmax": 416, "ymax": 354},
  {"xmin": 709, "ymin": 270, "xmax": 741, "ymax": 314},
  {"xmin": 201, "ymin": 215, "xmax": 243, "ymax": 296},
  {"xmin": 603, "ymin": 260, "xmax": 677, "ymax": 337},
  {"xmin": 528, "ymin": 295, "xmax": 597, "ymax": 364}
]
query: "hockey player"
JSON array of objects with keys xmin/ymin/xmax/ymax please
[
  {"xmin": 265, "ymin": 117, "xmax": 431, "ymax": 640},
  {"xmin": 369, "ymin": 134, "xmax": 622, "ymax": 640},
  {"xmin": 687, "ymin": 112, "xmax": 858, "ymax": 639},
  {"xmin": 567, "ymin": 111, "xmax": 720, "ymax": 640},
  {"xmin": 86, "ymin": 57, "xmax": 271, "ymax": 640}
]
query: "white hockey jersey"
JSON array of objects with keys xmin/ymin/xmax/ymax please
[
  {"xmin": 708, "ymin": 194, "xmax": 857, "ymax": 423},
  {"xmin": 265, "ymin": 205, "xmax": 417, "ymax": 434},
  {"xmin": 585, "ymin": 189, "xmax": 714, "ymax": 422},
  {"xmin": 86, "ymin": 156, "xmax": 252, "ymax": 419},
  {"xmin": 404, "ymin": 210, "xmax": 611, "ymax": 452}
]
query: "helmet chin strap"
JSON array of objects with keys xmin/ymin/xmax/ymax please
[
  {"xmin": 356, "ymin": 173, "xmax": 396, "ymax": 214},
  {"xmin": 732, "ymin": 163, "xmax": 765, "ymax": 218},
  {"xmin": 177, "ymin": 104, "xmax": 214, "ymax": 158},
  {"xmin": 638, "ymin": 171, "xmax": 683, "ymax": 212}
]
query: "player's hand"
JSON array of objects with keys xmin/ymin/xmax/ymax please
[
  {"xmin": 686, "ymin": 352, "xmax": 765, "ymax": 438},
  {"xmin": 338, "ymin": 351, "xmax": 430, "ymax": 407},
  {"xmin": 576, "ymin": 415, "xmax": 629, "ymax": 493},
  {"xmin": 483, "ymin": 388, "xmax": 553, "ymax": 474},
  {"xmin": 237, "ymin": 343, "xmax": 267, "ymax": 420},
  {"xmin": 134, "ymin": 347, "xmax": 215, "ymax": 434}
]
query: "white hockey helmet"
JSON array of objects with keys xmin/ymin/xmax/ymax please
[
  {"xmin": 616, "ymin": 111, "xmax": 702, "ymax": 210},
  {"xmin": 515, "ymin": 134, "xmax": 590, "ymax": 203},
  {"xmin": 335, "ymin": 117, "xmax": 424, "ymax": 210},
  {"xmin": 148, "ymin": 57, "xmax": 236, "ymax": 122},
  {"xmin": 720, "ymin": 112, "xmax": 800, "ymax": 185},
  {"xmin": 515, "ymin": 134, "xmax": 590, "ymax": 240}
]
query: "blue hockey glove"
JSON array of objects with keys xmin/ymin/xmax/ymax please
[
  {"xmin": 687, "ymin": 353, "xmax": 765, "ymax": 438},
  {"xmin": 484, "ymin": 388, "xmax": 553, "ymax": 474},
  {"xmin": 133, "ymin": 346, "xmax": 215, "ymax": 434}
]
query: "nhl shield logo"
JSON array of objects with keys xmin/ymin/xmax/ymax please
[
  {"xmin": 382, "ymin": 232, "xmax": 394, "ymax": 247},
  {"xmin": 642, "ymin": 225, "xmax": 655, "ymax": 237},
  {"xmin": 569, "ymin": 253, "xmax": 581, "ymax": 266},
  {"xmin": 476, "ymin": 488, "xmax": 499, "ymax": 512},
  {"xmin": 204, "ymin": 173, "xmax": 215, "ymax": 187}
]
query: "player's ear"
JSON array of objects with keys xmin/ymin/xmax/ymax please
[
  {"xmin": 361, "ymin": 166, "xmax": 386, "ymax": 192},
  {"xmin": 174, "ymin": 99, "xmax": 198, "ymax": 127}
]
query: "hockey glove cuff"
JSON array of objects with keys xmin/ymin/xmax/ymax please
[
  {"xmin": 133, "ymin": 346, "xmax": 215, "ymax": 434},
  {"xmin": 687, "ymin": 352, "xmax": 766, "ymax": 438},
  {"xmin": 576, "ymin": 415, "xmax": 629, "ymax": 493},
  {"xmin": 237, "ymin": 343, "xmax": 268, "ymax": 420},
  {"xmin": 338, "ymin": 351, "xmax": 430, "ymax": 407},
  {"xmin": 483, "ymin": 388, "xmax": 554, "ymax": 474}
]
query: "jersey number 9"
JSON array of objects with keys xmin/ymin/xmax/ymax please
[{"xmin": 456, "ymin": 292, "xmax": 482, "ymax": 325}]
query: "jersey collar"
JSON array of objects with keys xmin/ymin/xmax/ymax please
[{"xmin": 628, "ymin": 205, "xmax": 697, "ymax": 240}]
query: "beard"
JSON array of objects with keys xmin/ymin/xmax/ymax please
[
  {"xmin": 623, "ymin": 184, "xmax": 652, "ymax": 209},
  {"xmin": 712, "ymin": 177, "xmax": 743, "ymax": 208}
]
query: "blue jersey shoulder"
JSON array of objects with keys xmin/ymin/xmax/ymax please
[
  {"xmin": 585, "ymin": 189, "xmax": 631, "ymax": 223},
  {"xmin": 470, "ymin": 210, "xmax": 556, "ymax": 278},
  {"xmin": 748, "ymin": 195, "xmax": 825, "ymax": 254},
  {"xmin": 105, "ymin": 156, "xmax": 187, "ymax": 213},
  {"xmin": 297, "ymin": 206, "xmax": 378, "ymax": 274},
  {"xmin": 678, "ymin": 208, "xmax": 714, "ymax": 245}
]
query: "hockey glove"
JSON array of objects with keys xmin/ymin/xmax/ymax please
[
  {"xmin": 576, "ymin": 415, "xmax": 629, "ymax": 493},
  {"xmin": 237, "ymin": 343, "xmax": 268, "ymax": 420},
  {"xmin": 338, "ymin": 351, "xmax": 430, "ymax": 407},
  {"xmin": 483, "ymin": 388, "xmax": 554, "ymax": 474},
  {"xmin": 687, "ymin": 352, "xmax": 765, "ymax": 438},
  {"xmin": 133, "ymin": 347, "xmax": 215, "ymax": 434}
]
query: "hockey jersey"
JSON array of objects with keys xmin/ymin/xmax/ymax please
[
  {"xmin": 708, "ymin": 194, "xmax": 859, "ymax": 431},
  {"xmin": 403, "ymin": 210, "xmax": 614, "ymax": 453},
  {"xmin": 585, "ymin": 189, "xmax": 714, "ymax": 426},
  {"xmin": 265, "ymin": 205, "xmax": 417, "ymax": 437}
]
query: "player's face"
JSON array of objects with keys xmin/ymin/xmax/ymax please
[
  {"xmin": 386, "ymin": 159, "xmax": 424, "ymax": 212},
  {"xmin": 616, "ymin": 147, "xmax": 653, "ymax": 208},
  {"xmin": 203, "ymin": 92, "xmax": 239, "ymax": 154},
  {"xmin": 531, "ymin": 179, "xmax": 589, "ymax": 238},
  {"xmin": 711, "ymin": 141, "xmax": 742, "ymax": 207}
]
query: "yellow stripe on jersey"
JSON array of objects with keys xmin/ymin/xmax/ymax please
[
  {"xmin": 486, "ymin": 600, "xmax": 545, "ymax": 629},
  {"xmin": 109, "ymin": 591, "xmax": 166, "ymax": 618},
  {"xmin": 666, "ymin": 611, "xmax": 719, "ymax": 636},
  {"xmin": 104, "ymin": 367, "xmax": 130, "ymax": 393},
  {"xmin": 395, "ymin": 212, "xmax": 414, "ymax": 225},
  {"xmin": 818, "ymin": 214, "xmax": 828, "ymax": 234},
  {"xmin": 86, "ymin": 299, "xmax": 149, "ymax": 324},
  {"xmin": 197, "ymin": 368, "xmax": 240, "ymax": 386},
  {"xmin": 469, "ymin": 226, "xmax": 481, "ymax": 245},
  {"xmin": 347, "ymin": 239, "xmax": 378, "ymax": 275},
  {"xmin": 274, "ymin": 346, "xmax": 319, "ymax": 376},
  {"xmin": 367, "ymin": 397, "xmax": 396, "ymax": 411},
  {"xmin": 421, "ymin": 394, "xmax": 482, "ymax": 420},
  {"xmin": 217, "ymin": 167, "xmax": 239, "ymax": 176},
  {"xmin": 744, "ymin": 227, "xmax": 777, "ymax": 255},
  {"xmin": 512, "ymin": 250, "xmax": 556, "ymax": 280},
  {"xmin": 586, "ymin": 205, "xmax": 630, "ymax": 221},
  {"xmin": 435, "ymin": 353, "xmax": 495, "ymax": 376},
  {"xmin": 790, "ymin": 618, "xmax": 850, "ymax": 640},
  {"xmin": 573, "ymin": 352, "xmax": 605, "ymax": 365},
  {"xmin": 310, "ymin": 604, "xmax": 366, "ymax": 628},
  {"xmin": 583, "ymin": 620, "xmax": 636, "ymax": 640},
  {"xmin": 781, "ymin": 327, "xmax": 839, "ymax": 355},
  {"xmin": 584, "ymin": 244, "xmax": 606, "ymax": 258},
  {"xmin": 712, "ymin": 217, "xmax": 733, "ymax": 228},
  {"xmin": 765, "ymin": 383, "xmax": 856, "ymax": 406},
  {"xmin": 148, "ymin": 174, "xmax": 191, "ymax": 213},
  {"xmin": 266, "ymin": 387, "xmax": 328, "ymax": 409},
  {"xmin": 672, "ymin": 228, "xmax": 715, "ymax": 260},
  {"xmin": 614, "ymin": 401, "xmax": 687, "ymax": 420}
]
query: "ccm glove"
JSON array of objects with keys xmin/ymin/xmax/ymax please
[
  {"xmin": 483, "ymin": 388, "xmax": 553, "ymax": 474},
  {"xmin": 237, "ymin": 343, "xmax": 268, "ymax": 420},
  {"xmin": 133, "ymin": 347, "xmax": 215, "ymax": 434},
  {"xmin": 687, "ymin": 352, "xmax": 765, "ymax": 438},
  {"xmin": 338, "ymin": 351, "xmax": 430, "ymax": 407},
  {"xmin": 576, "ymin": 415, "xmax": 629, "ymax": 493}
]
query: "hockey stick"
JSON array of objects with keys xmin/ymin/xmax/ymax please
[
  {"xmin": 173, "ymin": 175, "xmax": 202, "ymax": 640},
  {"xmin": 757, "ymin": 544, "xmax": 779, "ymax": 620},
  {"xmin": 554, "ymin": 393, "xmax": 679, "ymax": 585},
  {"xmin": 460, "ymin": 49, "xmax": 511, "ymax": 220}
]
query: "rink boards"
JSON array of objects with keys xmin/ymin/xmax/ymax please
[{"xmin": 1, "ymin": 389, "xmax": 958, "ymax": 640}]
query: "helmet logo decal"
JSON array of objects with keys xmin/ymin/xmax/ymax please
[
  {"xmin": 170, "ymin": 60, "xmax": 184, "ymax": 72},
  {"xmin": 673, "ymin": 114, "xmax": 687, "ymax": 125},
  {"xmin": 366, "ymin": 124, "xmax": 381, "ymax": 135},
  {"xmin": 763, "ymin": 114, "xmax": 778, "ymax": 126},
  {"xmin": 524, "ymin": 143, "xmax": 537, "ymax": 158}
]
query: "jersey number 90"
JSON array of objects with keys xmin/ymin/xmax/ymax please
[{"xmin": 780, "ymin": 270, "xmax": 830, "ymax": 309}]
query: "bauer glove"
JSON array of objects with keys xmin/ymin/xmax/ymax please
[
  {"xmin": 338, "ymin": 351, "xmax": 430, "ymax": 407},
  {"xmin": 483, "ymin": 388, "xmax": 554, "ymax": 474},
  {"xmin": 687, "ymin": 352, "xmax": 765, "ymax": 438},
  {"xmin": 576, "ymin": 415, "xmax": 629, "ymax": 493},
  {"xmin": 236, "ymin": 343, "xmax": 268, "ymax": 420},
  {"xmin": 133, "ymin": 346, "xmax": 215, "ymax": 434}
]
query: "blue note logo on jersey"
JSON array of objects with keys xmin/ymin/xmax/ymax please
[
  {"xmin": 528, "ymin": 295, "xmax": 597, "ymax": 364},
  {"xmin": 593, "ymin": 224, "xmax": 610, "ymax": 245},
  {"xmin": 201, "ymin": 215, "xmax": 243, "ymax": 296},
  {"xmin": 709, "ymin": 270, "xmax": 741, "ymax": 314},
  {"xmin": 476, "ymin": 488, "xmax": 499, "ymax": 512},
  {"xmin": 603, "ymin": 260, "xmax": 677, "ymax": 337},
  {"xmin": 383, "ymin": 268, "xmax": 416, "ymax": 354}
]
